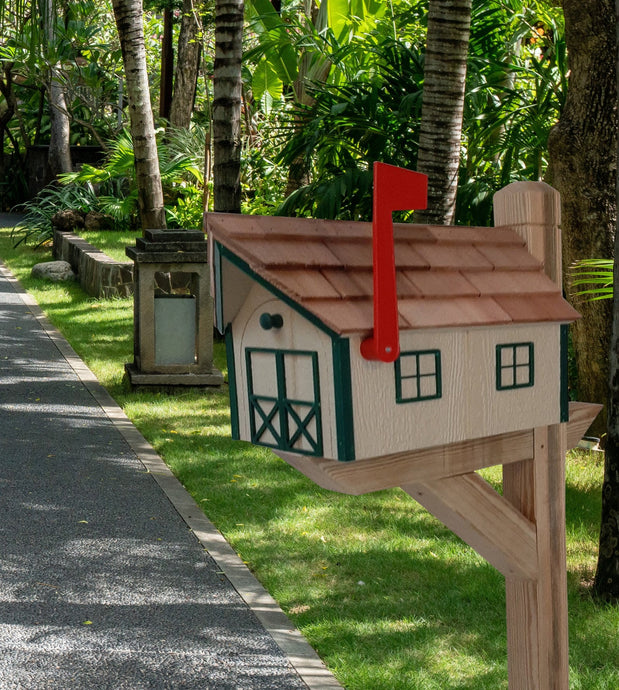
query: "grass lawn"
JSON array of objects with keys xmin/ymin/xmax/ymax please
[
  {"xmin": 78, "ymin": 229, "xmax": 142, "ymax": 262},
  {"xmin": 1, "ymin": 227, "xmax": 618, "ymax": 689}
]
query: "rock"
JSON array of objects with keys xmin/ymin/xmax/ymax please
[
  {"xmin": 84, "ymin": 211, "xmax": 115, "ymax": 231},
  {"xmin": 51, "ymin": 208, "xmax": 85, "ymax": 231},
  {"xmin": 31, "ymin": 260, "xmax": 76, "ymax": 282}
]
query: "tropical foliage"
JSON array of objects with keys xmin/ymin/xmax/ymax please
[
  {"xmin": 0, "ymin": 0, "xmax": 568, "ymax": 229},
  {"xmin": 571, "ymin": 259, "xmax": 613, "ymax": 301},
  {"xmin": 61, "ymin": 128, "xmax": 203, "ymax": 226},
  {"xmin": 11, "ymin": 127, "xmax": 205, "ymax": 246}
]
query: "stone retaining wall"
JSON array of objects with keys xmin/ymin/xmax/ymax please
[{"xmin": 53, "ymin": 230, "xmax": 134, "ymax": 298}]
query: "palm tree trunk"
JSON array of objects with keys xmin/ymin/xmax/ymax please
[
  {"xmin": 213, "ymin": 0, "xmax": 244, "ymax": 213},
  {"xmin": 112, "ymin": 0, "xmax": 166, "ymax": 230},
  {"xmin": 169, "ymin": 0, "xmax": 202, "ymax": 130},
  {"xmin": 48, "ymin": 71, "xmax": 72, "ymax": 177},
  {"xmin": 415, "ymin": 0, "xmax": 472, "ymax": 225},
  {"xmin": 159, "ymin": 8, "xmax": 174, "ymax": 121},
  {"xmin": 44, "ymin": 0, "xmax": 72, "ymax": 178}
]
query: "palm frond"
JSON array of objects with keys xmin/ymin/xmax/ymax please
[{"xmin": 570, "ymin": 258, "xmax": 613, "ymax": 301}]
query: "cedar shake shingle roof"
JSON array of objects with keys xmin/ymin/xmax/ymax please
[{"xmin": 207, "ymin": 213, "xmax": 580, "ymax": 335}]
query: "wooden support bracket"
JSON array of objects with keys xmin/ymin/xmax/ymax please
[
  {"xmin": 277, "ymin": 401, "xmax": 601, "ymax": 496},
  {"xmin": 276, "ymin": 402, "xmax": 601, "ymax": 689},
  {"xmin": 401, "ymin": 472, "xmax": 537, "ymax": 580}
]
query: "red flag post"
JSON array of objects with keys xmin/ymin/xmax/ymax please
[{"xmin": 360, "ymin": 162, "xmax": 428, "ymax": 362}]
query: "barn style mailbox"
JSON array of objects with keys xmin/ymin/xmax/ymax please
[
  {"xmin": 125, "ymin": 229, "xmax": 223, "ymax": 387},
  {"xmin": 207, "ymin": 164, "xmax": 600, "ymax": 689}
]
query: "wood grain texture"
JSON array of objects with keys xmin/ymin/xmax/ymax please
[
  {"xmin": 349, "ymin": 324, "xmax": 561, "ymax": 459},
  {"xmin": 503, "ymin": 425, "xmax": 569, "ymax": 689},
  {"xmin": 275, "ymin": 429, "xmax": 534, "ymax": 494},
  {"xmin": 493, "ymin": 181, "xmax": 562, "ymax": 286},
  {"xmin": 566, "ymin": 401, "xmax": 603, "ymax": 449},
  {"xmin": 401, "ymin": 472, "xmax": 538, "ymax": 580}
]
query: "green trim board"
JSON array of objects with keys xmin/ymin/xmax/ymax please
[
  {"xmin": 225, "ymin": 325, "xmax": 240, "ymax": 440},
  {"xmin": 332, "ymin": 337, "xmax": 355, "ymax": 462},
  {"xmin": 395, "ymin": 350, "xmax": 442, "ymax": 403},
  {"xmin": 216, "ymin": 243, "xmax": 338, "ymax": 339},
  {"xmin": 245, "ymin": 347, "xmax": 323, "ymax": 457},
  {"xmin": 496, "ymin": 342, "xmax": 535, "ymax": 391},
  {"xmin": 560, "ymin": 324, "xmax": 570, "ymax": 423},
  {"xmin": 213, "ymin": 241, "xmax": 224, "ymax": 333}
]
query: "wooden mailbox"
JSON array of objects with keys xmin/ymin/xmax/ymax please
[{"xmin": 207, "ymin": 168, "xmax": 600, "ymax": 689}]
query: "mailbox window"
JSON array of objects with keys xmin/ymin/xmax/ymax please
[
  {"xmin": 395, "ymin": 350, "xmax": 442, "ymax": 403},
  {"xmin": 496, "ymin": 342, "xmax": 534, "ymax": 390},
  {"xmin": 246, "ymin": 348, "xmax": 323, "ymax": 456}
]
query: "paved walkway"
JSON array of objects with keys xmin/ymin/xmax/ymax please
[{"xmin": 0, "ymin": 221, "xmax": 341, "ymax": 689}]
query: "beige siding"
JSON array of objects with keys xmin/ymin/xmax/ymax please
[
  {"xmin": 349, "ymin": 324, "xmax": 562, "ymax": 460},
  {"xmin": 232, "ymin": 283, "xmax": 338, "ymax": 458}
]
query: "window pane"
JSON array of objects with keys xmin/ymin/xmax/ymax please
[
  {"xmin": 496, "ymin": 343, "xmax": 534, "ymax": 390},
  {"xmin": 501, "ymin": 367, "xmax": 515, "ymax": 389},
  {"xmin": 418, "ymin": 353, "xmax": 437, "ymax": 376},
  {"xmin": 500, "ymin": 347, "xmax": 514, "ymax": 367},
  {"xmin": 514, "ymin": 345, "xmax": 530, "ymax": 366},
  {"xmin": 400, "ymin": 354, "xmax": 418, "ymax": 377},
  {"xmin": 419, "ymin": 376, "xmax": 438, "ymax": 398},
  {"xmin": 395, "ymin": 350, "xmax": 441, "ymax": 403},
  {"xmin": 400, "ymin": 377, "xmax": 420, "ymax": 401},
  {"xmin": 516, "ymin": 364, "xmax": 532, "ymax": 386}
]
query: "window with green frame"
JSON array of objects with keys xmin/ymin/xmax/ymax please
[
  {"xmin": 395, "ymin": 350, "xmax": 442, "ymax": 403},
  {"xmin": 496, "ymin": 342, "xmax": 534, "ymax": 390}
]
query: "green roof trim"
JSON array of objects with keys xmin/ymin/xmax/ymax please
[{"xmin": 216, "ymin": 243, "xmax": 338, "ymax": 339}]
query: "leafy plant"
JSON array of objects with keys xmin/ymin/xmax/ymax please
[
  {"xmin": 165, "ymin": 186, "xmax": 205, "ymax": 229},
  {"xmin": 571, "ymin": 259, "xmax": 613, "ymax": 301},
  {"xmin": 272, "ymin": 0, "xmax": 567, "ymax": 226},
  {"xmin": 60, "ymin": 128, "xmax": 204, "ymax": 228},
  {"xmin": 11, "ymin": 183, "xmax": 97, "ymax": 247},
  {"xmin": 457, "ymin": 0, "xmax": 566, "ymax": 225},
  {"xmin": 275, "ymin": 37, "xmax": 424, "ymax": 220}
]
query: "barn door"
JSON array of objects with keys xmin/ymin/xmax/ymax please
[{"xmin": 245, "ymin": 348, "xmax": 323, "ymax": 456}]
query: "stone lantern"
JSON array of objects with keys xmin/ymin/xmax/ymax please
[{"xmin": 125, "ymin": 229, "xmax": 223, "ymax": 387}]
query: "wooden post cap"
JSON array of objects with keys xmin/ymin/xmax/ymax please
[{"xmin": 493, "ymin": 181, "xmax": 562, "ymax": 287}]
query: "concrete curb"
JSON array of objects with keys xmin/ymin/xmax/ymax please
[{"xmin": 0, "ymin": 261, "xmax": 343, "ymax": 690}]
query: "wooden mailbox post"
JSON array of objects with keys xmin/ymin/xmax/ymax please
[{"xmin": 207, "ymin": 170, "xmax": 600, "ymax": 689}]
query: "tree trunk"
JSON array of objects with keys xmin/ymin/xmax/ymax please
[
  {"xmin": 213, "ymin": 0, "xmax": 244, "ymax": 213},
  {"xmin": 47, "ymin": 70, "xmax": 73, "ymax": 177},
  {"xmin": 415, "ymin": 0, "xmax": 472, "ymax": 225},
  {"xmin": 283, "ymin": 0, "xmax": 328, "ymax": 197},
  {"xmin": 44, "ymin": 1, "xmax": 72, "ymax": 178},
  {"xmin": 169, "ymin": 0, "xmax": 202, "ymax": 129},
  {"xmin": 112, "ymin": 0, "xmax": 166, "ymax": 230},
  {"xmin": 547, "ymin": 0, "xmax": 616, "ymax": 440},
  {"xmin": 159, "ymin": 7, "xmax": 174, "ymax": 121},
  {"xmin": 590, "ymin": 0, "xmax": 619, "ymax": 603}
]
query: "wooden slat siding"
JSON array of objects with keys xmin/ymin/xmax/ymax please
[
  {"xmin": 206, "ymin": 202, "xmax": 580, "ymax": 334},
  {"xmin": 401, "ymin": 472, "xmax": 538, "ymax": 580}
]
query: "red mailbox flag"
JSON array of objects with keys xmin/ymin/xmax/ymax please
[{"xmin": 360, "ymin": 162, "xmax": 428, "ymax": 363}]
